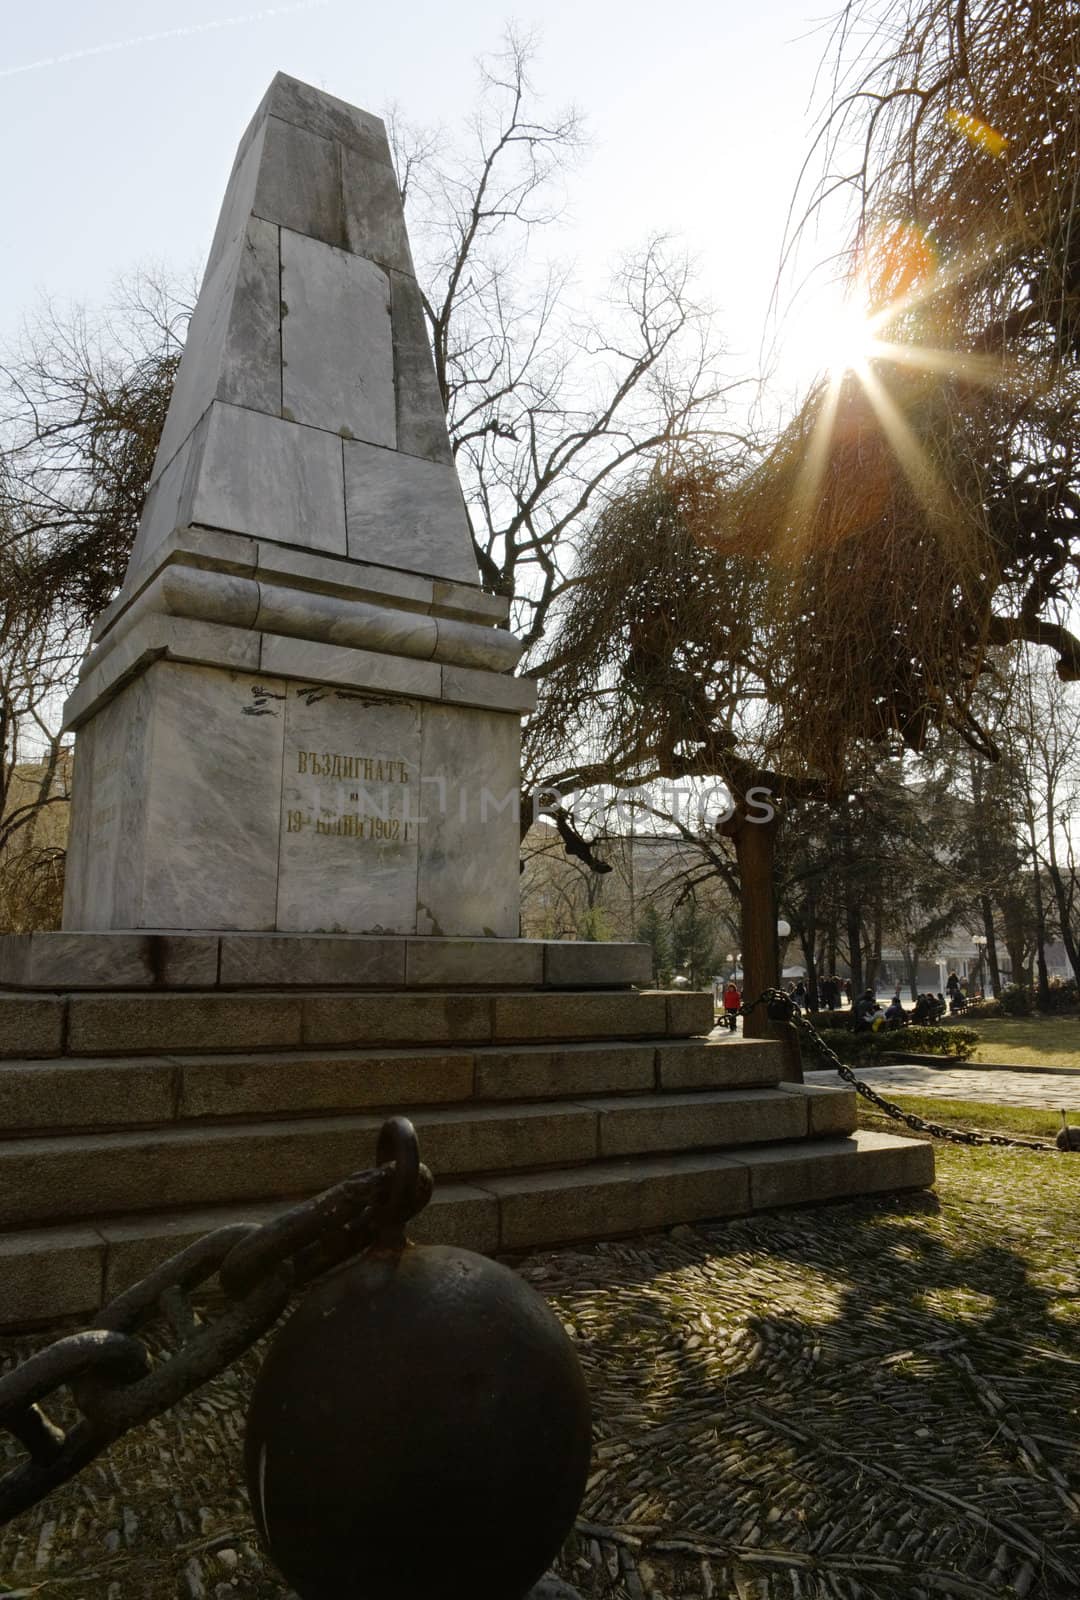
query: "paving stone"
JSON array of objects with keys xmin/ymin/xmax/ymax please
[
  {"xmin": 491, "ymin": 992, "xmax": 668, "ymax": 1042},
  {"xmin": 66, "ymin": 994, "xmax": 303, "ymax": 1055},
  {"xmin": 662, "ymin": 991, "xmax": 716, "ymax": 1037},
  {"xmin": 542, "ymin": 942, "xmax": 653, "ymax": 988},
  {"xmin": 781, "ymin": 1081, "xmax": 858, "ymax": 1136},
  {"xmin": 733, "ymin": 1130, "xmax": 935, "ymax": 1210},
  {"xmin": 301, "ymin": 992, "xmax": 493, "ymax": 1047},
  {"xmin": 592, "ymin": 1088, "xmax": 808, "ymax": 1158},
  {"xmin": 395, "ymin": 1181, "xmax": 499, "ymax": 1252},
  {"xmin": 474, "ymin": 1042, "xmax": 657, "ymax": 1101},
  {"xmin": 0, "ymin": 1059, "xmax": 177, "ymax": 1133},
  {"xmin": 485, "ymin": 1152, "xmax": 751, "ymax": 1249},
  {"xmin": 0, "ymin": 1120, "xmax": 386, "ymax": 1226},
  {"xmin": 806, "ymin": 1061, "xmax": 1080, "ymax": 1111},
  {"xmin": 0, "ymin": 996, "xmax": 64, "ymax": 1059},
  {"xmin": 404, "ymin": 937, "xmax": 543, "ymax": 988},
  {"xmin": 177, "ymin": 1048, "xmax": 474, "ymax": 1118},
  {"xmin": 100, "ymin": 1201, "xmax": 287, "ymax": 1300},
  {"xmin": 657, "ymin": 1039, "xmax": 782, "ymax": 1091},
  {"xmin": 0, "ymin": 1227, "xmax": 105, "ymax": 1325},
  {"xmin": 409, "ymin": 1101, "xmax": 598, "ymax": 1175},
  {"xmin": 218, "ymin": 935, "xmax": 406, "ymax": 988},
  {"xmin": 0, "ymin": 933, "xmax": 220, "ymax": 991}
]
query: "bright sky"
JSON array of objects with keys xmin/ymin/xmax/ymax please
[{"xmin": 0, "ymin": 0, "xmax": 854, "ymax": 406}]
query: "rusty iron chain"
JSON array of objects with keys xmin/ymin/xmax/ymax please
[
  {"xmin": 0, "ymin": 1116, "xmax": 432, "ymax": 1526},
  {"xmin": 748, "ymin": 989, "xmax": 1053, "ymax": 1151}
]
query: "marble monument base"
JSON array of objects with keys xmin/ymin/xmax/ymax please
[
  {"xmin": 0, "ymin": 930, "xmax": 653, "ymax": 991},
  {"xmin": 63, "ymin": 654, "xmax": 521, "ymax": 937},
  {"xmin": 60, "ymin": 524, "xmax": 536, "ymax": 939}
]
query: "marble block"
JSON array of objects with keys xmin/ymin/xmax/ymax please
[
  {"xmin": 391, "ymin": 271, "xmax": 452, "ymax": 465},
  {"xmin": 154, "ymin": 216, "xmax": 281, "ymax": 475},
  {"xmin": 64, "ymin": 658, "xmax": 521, "ymax": 937},
  {"xmin": 416, "ymin": 704, "xmax": 521, "ymax": 937},
  {"xmin": 276, "ymin": 687, "xmax": 422, "ymax": 933},
  {"xmin": 128, "ymin": 71, "xmax": 471, "ymax": 590},
  {"xmin": 281, "ymin": 229, "xmax": 395, "ymax": 443},
  {"xmin": 64, "ymin": 661, "xmax": 285, "ymax": 932},
  {"xmin": 192, "ymin": 402, "xmax": 348, "ymax": 555},
  {"xmin": 344, "ymin": 440, "xmax": 477, "ymax": 584}
]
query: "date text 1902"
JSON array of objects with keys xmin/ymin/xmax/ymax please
[{"xmin": 286, "ymin": 813, "xmax": 404, "ymax": 840}]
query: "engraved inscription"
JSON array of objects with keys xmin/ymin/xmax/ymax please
[{"xmin": 286, "ymin": 745, "xmax": 417, "ymax": 844}]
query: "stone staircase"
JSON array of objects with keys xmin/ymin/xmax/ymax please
[{"xmin": 0, "ymin": 977, "xmax": 933, "ymax": 1329}]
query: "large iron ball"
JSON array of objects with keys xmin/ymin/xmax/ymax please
[{"xmin": 244, "ymin": 1243, "xmax": 592, "ymax": 1600}]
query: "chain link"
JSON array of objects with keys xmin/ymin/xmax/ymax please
[
  {"xmin": 0, "ymin": 1116, "xmax": 431, "ymax": 1526},
  {"xmin": 749, "ymin": 990, "xmax": 1053, "ymax": 1151}
]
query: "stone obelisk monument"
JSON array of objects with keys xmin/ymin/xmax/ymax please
[{"xmin": 61, "ymin": 74, "xmax": 534, "ymax": 938}]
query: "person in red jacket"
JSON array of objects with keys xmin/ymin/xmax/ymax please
[{"xmin": 722, "ymin": 980, "xmax": 742, "ymax": 1032}]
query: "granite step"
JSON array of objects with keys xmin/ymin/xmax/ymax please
[
  {"xmin": 0, "ymin": 1037, "xmax": 783, "ymax": 1135},
  {"xmin": 0, "ymin": 1131, "xmax": 934, "ymax": 1328},
  {"xmin": 0, "ymin": 1085, "xmax": 854, "ymax": 1229},
  {"xmin": 0, "ymin": 987, "xmax": 714, "ymax": 1059}
]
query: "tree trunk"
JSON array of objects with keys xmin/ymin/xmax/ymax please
[
  {"xmin": 732, "ymin": 808, "xmax": 780, "ymax": 1040},
  {"xmin": 1033, "ymin": 867, "xmax": 1052, "ymax": 1008},
  {"xmin": 845, "ymin": 899, "xmax": 864, "ymax": 994},
  {"xmin": 870, "ymin": 906, "xmax": 883, "ymax": 992},
  {"xmin": 801, "ymin": 928, "xmax": 819, "ymax": 1011},
  {"xmin": 1044, "ymin": 831, "xmax": 1080, "ymax": 986},
  {"xmin": 979, "ymin": 894, "xmax": 1002, "ymax": 997},
  {"xmin": 904, "ymin": 947, "xmax": 919, "ymax": 1003},
  {"xmin": 999, "ymin": 894, "xmax": 1030, "ymax": 987}
]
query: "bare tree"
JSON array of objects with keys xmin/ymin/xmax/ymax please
[
  {"xmin": 0, "ymin": 273, "xmax": 189, "ymax": 624},
  {"xmin": 391, "ymin": 29, "xmax": 734, "ymax": 655}
]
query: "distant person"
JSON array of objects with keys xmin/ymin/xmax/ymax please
[
  {"xmin": 854, "ymin": 988, "xmax": 881, "ymax": 1031},
  {"xmin": 791, "ymin": 979, "xmax": 808, "ymax": 1012},
  {"xmin": 946, "ymin": 971, "xmax": 961, "ymax": 1002},
  {"xmin": 884, "ymin": 995, "xmax": 905, "ymax": 1028},
  {"xmin": 912, "ymin": 992, "xmax": 935, "ymax": 1023},
  {"xmin": 843, "ymin": 978, "xmax": 853, "ymax": 1007},
  {"xmin": 722, "ymin": 980, "xmax": 741, "ymax": 1033},
  {"xmin": 934, "ymin": 992, "xmax": 947, "ymax": 1019}
]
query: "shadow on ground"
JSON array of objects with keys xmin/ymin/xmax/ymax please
[{"xmin": 1, "ymin": 1145, "xmax": 1078, "ymax": 1599}]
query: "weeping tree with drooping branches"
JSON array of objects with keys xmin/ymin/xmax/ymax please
[
  {"xmin": 529, "ymin": 457, "xmax": 836, "ymax": 1031},
  {"xmin": 749, "ymin": 0, "xmax": 1080, "ymax": 775}
]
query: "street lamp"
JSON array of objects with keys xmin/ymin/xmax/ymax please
[
  {"xmin": 777, "ymin": 919, "xmax": 791, "ymax": 938},
  {"xmin": 972, "ymin": 934, "xmax": 987, "ymax": 997}
]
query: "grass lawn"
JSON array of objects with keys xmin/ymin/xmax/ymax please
[
  {"xmin": 962, "ymin": 1014, "xmax": 1080, "ymax": 1069},
  {"xmin": 856, "ymin": 1096, "xmax": 1075, "ymax": 1141}
]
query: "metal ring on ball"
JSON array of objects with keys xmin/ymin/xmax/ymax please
[{"xmin": 374, "ymin": 1116, "xmax": 426, "ymax": 1230}]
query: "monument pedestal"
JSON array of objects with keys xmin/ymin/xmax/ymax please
[{"xmin": 0, "ymin": 965, "xmax": 933, "ymax": 1329}]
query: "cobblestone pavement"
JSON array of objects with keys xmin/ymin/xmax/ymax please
[
  {"xmin": 2, "ymin": 1141, "xmax": 1079, "ymax": 1599},
  {"xmin": 804, "ymin": 1062, "xmax": 1080, "ymax": 1108}
]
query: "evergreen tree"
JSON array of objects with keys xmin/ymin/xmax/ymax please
[
  {"xmin": 636, "ymin": 903, "xmax": 673, "ymax": 985},
  {"xmin": 671, "ymin": 901, "xmax": 718, "ymax": 989}
]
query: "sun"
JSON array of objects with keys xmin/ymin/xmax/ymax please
[
  {"xmin": 820, "ymin": 299, "xmax": 880, "ymax": 377},
  {"xmin": 775, "ymin": 283, "xmax": 881, "ymax": 395}
]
